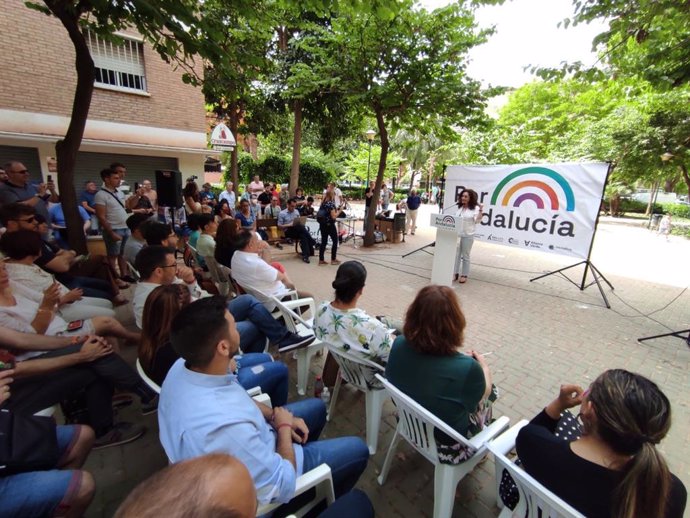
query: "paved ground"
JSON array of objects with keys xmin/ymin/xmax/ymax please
[{"xmin": 86, "ymin": 203, "xmax": 690, "ymax": 517}]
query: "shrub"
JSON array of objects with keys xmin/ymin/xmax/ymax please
[
  {"xmin": 618, "ymin": 199, "xmax": 663, "ymax": 214},
  {"xmin": 659, "ymin": 202, "xmax": 690, "ymax": 219}
]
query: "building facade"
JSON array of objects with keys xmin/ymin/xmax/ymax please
[{"xmin": 0, "ymin": 0, "xmax": 208, "ymax": 191}]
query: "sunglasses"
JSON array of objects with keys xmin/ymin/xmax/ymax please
[{"xmin": 11, "ymin": 216, "xmax": 36, "ymax": 223}]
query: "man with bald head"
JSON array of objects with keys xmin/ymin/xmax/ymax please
[{"xmin": 0, "ymin": 161, "xmax": 58, "ymax": 220}]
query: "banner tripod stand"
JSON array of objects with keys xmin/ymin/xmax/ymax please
[
  {"xmin": 529, "ymin": 163, "xmax": 615, "ymax": 309},
  {"xmin": 402, "ymin": 241, "xmax": 435, "ymax": 258},
  {"xmin": 638, "ymin": 328, "xmax": 690, "ymax": 348},
  {"xmin": 530, "ymin": 260, "xmax": 614, "ymax": 308}
]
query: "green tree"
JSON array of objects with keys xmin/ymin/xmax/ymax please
[
  {"xmin": 26, "ymin": 0, "xmax": 231, "ymax": 252},
  {"xmin": 312, "ymin": 1, "xmax": 490, "ymax": 245}
]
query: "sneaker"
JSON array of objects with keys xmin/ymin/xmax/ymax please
[
  {"xmin": 93, "ymin": 422, "xmax": 146, "ymax": 449},
  {"xmin": 278, "ymin": 333, "xmax": 316, "ymax": 353},
  {"xmin": 141, "ymin": 395, "xmax": 159, "ymax": 416}
]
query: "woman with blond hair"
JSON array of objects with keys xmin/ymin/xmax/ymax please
[
  {"xmin": 385, "ymin": 285, "xmax": 495, "ymax": 463},
  {"xmin": 516, "ymin": 369, "xmax": 686, "ymax": 518}
]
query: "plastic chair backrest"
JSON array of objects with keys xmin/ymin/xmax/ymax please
[
  {"xmin": 326, "ymin": 345, "xmax": 384, "ymax": 392},
  {"xmin": 375, "ymin": 373, "xmax": 475, "ymax": 464}
]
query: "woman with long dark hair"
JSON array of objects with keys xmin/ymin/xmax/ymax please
[
  {"xmin": 453, "ymin": 188, "xmax": 483, "ymax": 284},
  {"xmin": 386, "ymin": 285, "xmax": 496, "ymax": 464},
  {"xmin": 214, "ymin": 218, "xmax": 242, "ymax": 268},
  {"xmin": 516, "ymin": 369, "xmax": 686, "ymax": 518},
  {"xmin": 139, "ymin": 284, "xmax": 289, "ymax": 406}
]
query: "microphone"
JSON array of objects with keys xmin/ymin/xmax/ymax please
[{"xmin": 442, "ymin": 202, "xmax": 459, "ymax": 214}]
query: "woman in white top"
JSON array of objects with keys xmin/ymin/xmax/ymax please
[
  {"xmin": 0, "ymin": 230, "xmax": 116, "ymax": 320},
  {"xmin": 454, "ymin": 189, "xmax": 483, "ymax": 284}
]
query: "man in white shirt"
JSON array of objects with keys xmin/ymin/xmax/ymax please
[
  {"xmin": 231, "ymin": 230, "xmax": 312, "ymax": 310},
  {"xmin": 218, "ymin": 181, "xmax": 236, "ymax": 210},
  {"xmin": 248, "ymin": 175, "xmax": 264, "ymax": 198},
  {"xmin": 133, "ymin": 246, "xmax": 313, "ymax": 353},
  {"xmin": 94, "ymin": 167, "xmax": 130, "ymax": 278}
]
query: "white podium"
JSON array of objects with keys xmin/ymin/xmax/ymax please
[{"xmin": 429, "ymin": 213, "xmax": 460, "ymax": 286}]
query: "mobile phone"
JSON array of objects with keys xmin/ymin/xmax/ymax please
[
  {"xmin": 67, "ymin": 320, "xmax": 84, "ymax": 332},
  {"xmin": 134, "ymin": 182, "xmax": 140, "ymax": 191},
  {"xmin": 47, "ymin": 175, "xmax": 52, "ymax": 182},
  {"xmin": 0, "ymin": 349, "xmax": 15, "ymax": 371}
]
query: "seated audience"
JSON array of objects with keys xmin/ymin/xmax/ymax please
[
  {"xmin": 385, "ymin": 285, "xmax": 496, "ymax": 464},
  {"xmin": 195, "ymin": 213, "xmax": 217, "ymax": 259},
  {"xmin": 236, "ymin": 198, "xmax": 268, "ymax": 240},
  {"xmin": 278, "ymin": 198, "xmax": 316, "ymax": 264},
  {"xmin": 231, "ymin": 230, "xmax": 312, "ymax": 307},
  {"xmin": 0, "ymin": 203, "xmax": 128, "ymax": 303},
  {"xmin": 0, "ymin": 259, "xmax": 139, "ymax": 344},
  {"xmin": 115, "ymin": 453, "xmax": 375, "ymax": 518},
  {"xmin": 48, "ymin": 202, "xmax": 91, "ymax": 248},
  {"xmin": 1, "ymin": 230, "xmax": 115, "ymax": 320},
  {"xmin": 124, "ymin": 213, "xmax": 151, "ymax": 265},
  {"xmin": 139, "ymin": 284, "xmax": 289, "ymax": 406},
  {"xmin": 300, "ymin": 196, "xmax": 316, "ymax": 217},
  {"xmin": 0, "ymin": 368, "xmax": 96, "ymax": 518},
  {"xmin": 133, "ymin": 246, "xmax": 313, "ymax": 353},
  {"xmin": 158, "ymin": 297, "xmax": 369, "ymax": 506},
  {"xmin": 215, "ymin": 198, "xmax": 234, "ymax": 222},
  {"xmin": 516, "ymin": 369, "xmax": 687, "ymax": 518},
  {"xmin": 185, "ymin": 213, "xmax": 205, "ymax": 269},
  {"xmin": 294, "ymin": 187, "xmax": 307, "ymax": 209},
  {"xmin": 142, "ymin": 220, "xmax": 178, "ymax": 249},
  {"xmin": 0, "ymin": 326, "xmax": 152, "ymax": 448},
  {"xmin": 214, "ymin": 218, "xmax": 241, "ymax": 268},
  {"xmin": 315, "ymin": 261, "xmax": 394, "ymax": 366}
]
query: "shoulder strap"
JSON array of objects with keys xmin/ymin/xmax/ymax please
[{"xmin": 100, "ymin": 188, "xmax": 126, "ymax": 210}]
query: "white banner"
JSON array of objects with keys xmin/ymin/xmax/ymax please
[{"xmin": 445, "ymin": 162, "xmax": 608, "ymax": 259}]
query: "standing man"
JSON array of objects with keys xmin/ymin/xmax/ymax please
[
  {"xmin": 364, "ymin": 181, "xmax": 375, "ymax": 231},
  {"xmin": 248, "ymin": 175, "xmax": 264, "ymax": 198},
  {"xmin": 79, "ymin": 181, "xmax": 99, "ymax": 234},
  {"xmin": 126, "ymin": 184, "xmax": 155, "ymax": 216},
  {"xmin": 218, "ymin": 181, "xmax": 236, "ymax": 211},
  {"xmin": 405, "ymin": 189, "xmax": 421, "ymax": 235},
  {"xmin": 94, "ymin": 168, "xmax": 130, "ymax": 281},
  {"xmin": 380, "ymin": 184, "xmax": 393, "ymax": 212},
  {"xmin": 141, "ymin": 179, "xmax": 158, "ymax": 212},
  {"xmin": 0, "ymin": 161, "xmax": 58, "ymax": 221},
  {"xmin": 278, "ymin": 198, "xmax": 316, "ymax": 263}
]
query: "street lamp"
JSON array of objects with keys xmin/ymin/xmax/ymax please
[{"xmin": 365, "ymin": 129, "xmax": 376, "ymax": 185}]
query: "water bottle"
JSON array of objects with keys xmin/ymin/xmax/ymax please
[
  {"xmin": 314, "ymin": 376, "xmax": 324, "ymax": 398},
  {"xmin": 320, "ymin": 387, "xmax": 331, "ymax": 405}
]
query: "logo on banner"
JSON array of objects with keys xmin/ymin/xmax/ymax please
[
  {"xmin": 482, "ymin": 166, "xmax": 576, "ymax": 238},
  {"xmin": 491, "ymin": 167, "xmax": 575, "ymax": 211}
]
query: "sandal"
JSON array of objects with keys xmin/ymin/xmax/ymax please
[
  {"xmin": 318, "ymin": 260, "xmax": 328, "ymax": 266},
  {"xmin": 459, "ymin": 276, "xmax": 468, "ymax": 284}
]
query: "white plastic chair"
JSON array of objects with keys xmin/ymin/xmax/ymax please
[
  {"xmin": 136, "ymin": 358, "xmax": 270, "ymax": 406},
  {"xmin": 375, "ymin": 374, "xmax": 510, "ymax": 518},
  {"xmin": 270, "ymin": 295, "xmax": 326, "ymax": 396},
  {"xmin": 237, "ymin": 280, "xmax": 297, "ymax": 313},
  {"xmin": 203, "ymin": 255, "xmax": 230, "ymax": 296},
  {"xmin": 488, "ymin": 420, "xmax": 586, "ymax": 518},
  {"xmin": 325, "ymin": 345, "xmax": 386, "ymax": 454},
  {"xmin": 256, "ymin": 463, "xmax": 335, "ymax": 517}
]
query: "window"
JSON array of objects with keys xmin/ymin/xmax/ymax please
[{"xmin": 86, "ymin": 30, "xmax": 147, "ymax": 93}]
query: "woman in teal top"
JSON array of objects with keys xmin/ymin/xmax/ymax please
[{"xmin": 385, "ymin": 285, "xmax": 495, "ymax": 464}]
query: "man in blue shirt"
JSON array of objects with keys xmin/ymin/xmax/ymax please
[
  {"xmin": 405, "ymin": 189, "xmax": 422, "ymax": 235},
  {"xmin": 159, "ymin": 297, "xmax": 369, "ymax": 506},
  {"xmin": 278, "ymin": 198, "xmax": 316, "ymax": 263},
  {"xmin": 0, "ymin": 161, "xmax": 58, "ymax": 221},
  {"xmin": 79, "ymin": 181, "xmax": 99, "ymax": 234}
]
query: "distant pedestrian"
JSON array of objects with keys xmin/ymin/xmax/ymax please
[
  {"xmin": 405, "ymin": 189, "xmax": 422, "ymax": 235},
  {"xmin": 658, "ymin": 214, "xmax": 672, "ymax": 241}
]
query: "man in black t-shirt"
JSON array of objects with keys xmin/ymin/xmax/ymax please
[{"xmin": 364, "ymin": 181, "xmax": 375, "ymax": 230}]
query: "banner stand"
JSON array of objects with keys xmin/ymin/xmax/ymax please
[
  {"xmin": 637, "ymin": 329, "xmax": 690, "ymax": 348},
  {"xmin": 529, "ymin": 163, "xmax": 614, "ymax": 308}
]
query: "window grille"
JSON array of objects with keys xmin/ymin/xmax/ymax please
[{"xmin": 86, "ymin": 30, "xmax": 147, "ymax": 92}]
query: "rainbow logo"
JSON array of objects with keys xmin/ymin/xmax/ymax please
[
  {"xmin": 442, "ymin": 215, "xmax": 456, "ymax": 225},
  {"xmin": 490, "ymin": 167, "xmax": 575, "ymax": 211}
]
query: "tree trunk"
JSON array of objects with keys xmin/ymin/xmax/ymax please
[
  {"xmin": 47, "ymin": 4, "xmax": 94, "ymax": 255},
  {"xmin": 229, "ymin": 102, "xmax": 239, "ymax": 195},
  {"xmin": 679, "ymin": 163, "xmax": 690, "ymax": 198},
  {"xmin": 289, "ymin": 99, "xmax": 302, "ymax": 196},
  {"xmin": 645, "ymin": 179, "xmax": 660, "ymax": 216},
  {"xmin": 363, "ymin": 108, "xmax": 388, "ymax": 247}
]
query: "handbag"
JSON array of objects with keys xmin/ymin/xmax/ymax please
[
  {"xmin": 0, "ymin": 408, "xmax": 59, "ymax": 475},
  {"xmin": 316, "ymin": 206, "xmax": 328, "ymax": 224}
]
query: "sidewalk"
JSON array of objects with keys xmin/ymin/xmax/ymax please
[{"xmin": 85, "ymin": 206, "xmax": 690, "ymax": 517}]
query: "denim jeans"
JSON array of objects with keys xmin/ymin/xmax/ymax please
[
  {"xmin": 236, "ymin": 353, "xmax": 289, "ymax": 407},
  {"xmin": 227, "ymin": 295, "xmax": 289, "ymax": 354},
  {"xmin": 57, "ymin": 275, "xmax": 113, "ymax": 300},
  {"xmin": 284, "ymin": 399, "xmax": 369, "ymax": 498}
]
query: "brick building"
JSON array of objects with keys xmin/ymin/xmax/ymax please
[{"xmin": 0, "ymin": 0, "xmax": 208, "ymax": 191}]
